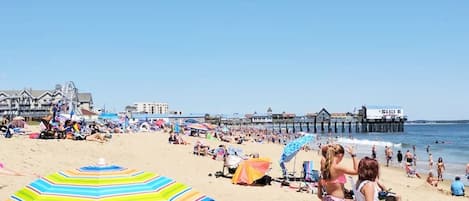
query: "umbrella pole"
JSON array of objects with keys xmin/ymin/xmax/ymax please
[{"xmin": 293, "ymin": 155, "xmax": 297, "ymax": 178}]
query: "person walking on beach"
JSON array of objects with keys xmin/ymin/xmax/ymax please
[
  {"xmin": 404, "ymin": 150, "xmax": 413, "ymax": 165},
  {"xmin": 413, "ymin": 154, "xmax": 417, "ymax": 167},
  {"xmin": 428, "ymin": 153, "xmax": 434, "ymax": 170},
  {"xmin": 385, "ymin": 147, "xmax": 393, "ymax": 167},
  {"xmin": 371, "ymin": 145, "xmax": 376, "ymax": 159},
  {"xmin": 437, "ymin": 157, "xmax": 445, "ymax": 181},
  {"xmin": 397, "ymin": 150, "xmax": 403, "ymax": 166}
]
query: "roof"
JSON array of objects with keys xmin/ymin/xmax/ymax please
[
  {"xmin": 252, "ymin": 113, "xmax": 271, "ymax": 117},
  {"xmin": 78, "ymin": 93, "xmax": 92, "ymax": 102},
  {"xmin": 366, "ymin": 105, "xmax": 403, "ymax": 110},
  {"xmin": 81, "ymin": 109, "xmax": 98, "ymax": 116},
  {"xmin": 131, "ymin": 113, "xmax": 205, "ymax": 119},
  {"xmin": 0, "ymin": 89, "xmax": 65, "ymax": 99},
  {"xmin": 318, "ymin": 108, "xmax": 330, "ymax": 115}
]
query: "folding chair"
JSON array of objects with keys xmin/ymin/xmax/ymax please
[{"xmin": 297, "ymin": 161, "xmax": 320, "ymax": 194}]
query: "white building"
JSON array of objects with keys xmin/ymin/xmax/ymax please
[
  {"xmin": 365, "ymin": 105, "xmax": 404, "ymax": 120},
  {"xmin": 134, "ymin": 102, "xmax": 169, "ymax": 114}
]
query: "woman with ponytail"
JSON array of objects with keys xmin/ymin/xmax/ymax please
[{"xmin": 317, "ymin": 144, "xmax": 358, "ymax": 201}]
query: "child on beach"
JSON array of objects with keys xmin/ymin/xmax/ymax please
[
  {"xmin": 317, "ymin": 144, "xmax": 358, "ymax": 201},
  {"xmin": 426, "ymin": 172, "xmax": 439, "ymax": 187},
  {"xmin": 405, "ymin": 163, "xmax": 421, "ymax": 178}
]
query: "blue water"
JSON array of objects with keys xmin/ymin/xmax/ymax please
[{"xmin": 328, "ymin": 124, "xmax": 469, "ymax": 185}]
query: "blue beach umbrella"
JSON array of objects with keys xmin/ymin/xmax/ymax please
[{"xmin": 279, "ymin": 134, "xmax": 314, "ymax": 176}]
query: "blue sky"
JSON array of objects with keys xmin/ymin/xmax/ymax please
[{"xmin": 1, "ymin": 1, "xmax": 468, "ymax": 120}]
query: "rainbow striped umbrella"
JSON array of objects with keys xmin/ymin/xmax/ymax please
[{"xmin": 9, "ymin": 165, "xmax": 214, "ymax": 201}]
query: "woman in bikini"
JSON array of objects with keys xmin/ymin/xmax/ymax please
[
  {"xmin": 317, "ymin": 144, "xmax": 358, "ymax": 201},
  {"xmin": 437, "ymin": 157, "xmax": 445, "ymax": 181}
]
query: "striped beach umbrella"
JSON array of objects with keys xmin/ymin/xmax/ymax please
[{"xmin": 9, "ymin": 165, "xmax": 214, "ymax": 201}]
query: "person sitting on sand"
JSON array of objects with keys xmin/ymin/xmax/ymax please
[
  {"xmin": 451, "ymin": 176, "xmax": 465, "ymax": 196},
  {"xmin": 317, "ymin": 144, "xmax": 358, "ymax": 201},
  {"xmin": 168, "ymin": 132, "xmax": 177, "ymax": 144},
  {"xmin": 426, "ymin": 172, "xmax": 439, "ymax": 187},
  {"xmin": 194, "ymin": 140, "xmax": 210, "ymax": 156},
  {"xmin": 177, "ymin": 135, "xmax": 189, "ymax": 145},
  {"xmin": 405, "ymin": 163, "xmax": 421, "ymax": 178}
]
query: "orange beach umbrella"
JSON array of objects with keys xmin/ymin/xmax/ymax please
[{"xmin": 232, "ymin": 157, "xmax": 271, "ymax": 185}]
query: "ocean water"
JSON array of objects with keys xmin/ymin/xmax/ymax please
[{"xmin": 326, "ymin": 124, "xmax": 469, "ymax": 185}]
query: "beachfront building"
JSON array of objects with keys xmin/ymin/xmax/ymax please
[
  {"xmin": 131, "ymin": 113, "xmax": 205, "ymax": 125},
  {"xmin": 251, "ymin": 113, "xmax": 273, "ymax": 123},
  {"xmin": 316, "ymin": 108, "xmax": 331, "ymax": 122},
  {"xmin": 134, "ymin": 102, "xmax": 169, "ymax": 114},
  {"xmin": 220, "ymin": 113, "xmax": 246, "ymax": 125},
  {"xmin": 357, "ymin": 105, "xmax": 406, "ymax": 132},
  {"xmin": 0, "ymin": 83, "xmax": 93, "ymax": 119},
  {"xmin": 361, "ymin": 105, "xmax": 404, "ymax": 120}
]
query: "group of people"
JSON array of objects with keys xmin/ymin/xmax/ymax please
[{"xmin": 317, "ymin": 143, "xmax": 401, "ymax": 201}]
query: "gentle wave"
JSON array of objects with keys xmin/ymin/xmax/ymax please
[{"xmin": 337, "ymin": 137, "xmax": 401, "ymax": 147}]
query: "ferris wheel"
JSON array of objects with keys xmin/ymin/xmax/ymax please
[{"xmin": 60, "ymin": 81, "xmax": 81, "ymax": 116}]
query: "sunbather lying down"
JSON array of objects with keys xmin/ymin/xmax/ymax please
[{"xmin": 85, "ymin": 133, "xmax": 108, "ymax": 143}]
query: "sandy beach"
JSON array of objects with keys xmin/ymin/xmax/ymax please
[{"xmin": 1, "ymin": 130, "xmax": 468, "ymax": 201}]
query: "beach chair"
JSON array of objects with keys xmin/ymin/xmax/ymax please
[
  {"xmin": 297, "ymin": 161, "xmax": 320, "ymax": 193},
  {"xmin": 217, "ymin": 154, "xmax": 243, "ymax": 178}
]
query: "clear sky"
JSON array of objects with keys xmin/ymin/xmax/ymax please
[{"xmin": 1, "ymin": 1, "xmax": 468, "ymax": 120}]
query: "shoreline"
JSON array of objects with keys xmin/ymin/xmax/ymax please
[{"xmin": 1, "ymin": 131, "xmax": 468, "ymax": 200}]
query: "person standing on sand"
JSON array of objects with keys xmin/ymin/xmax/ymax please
[
  {"xmin": 397, "ymin": 150, "xmax": 403, "ymax": 166},
  {"xmin": 371, "ymin": 145, "xmax": 376, "ymax": 159},
  {"xmin": 466, "ymin": 163, "xmax": 469, "ymax": 180},
  {"xmin": 428, "ymin": 153, "xmax": 434, "ymax": 170},
  {"xmin": 437, "ymin": 157, "xmax": 445, "ymax": 181},
  {"xmin": 385, "ymin": 147, "xmax": 393, "ymax": 167},
  {"xmin": 404, "ymin": 150, "xmax": 413, "ymax": 165}
]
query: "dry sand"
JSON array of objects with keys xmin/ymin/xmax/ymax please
[{"xmin": 1, "ymin": 130, "xmax": 468, "ymax": 201}]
